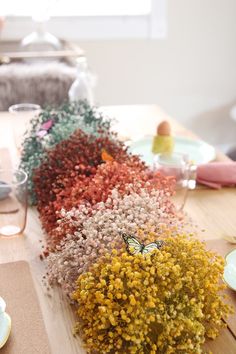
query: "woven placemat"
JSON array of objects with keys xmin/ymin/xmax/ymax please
[{"xmin": 0, "ymin": 261, "xmax": 51, "ymax": 354}]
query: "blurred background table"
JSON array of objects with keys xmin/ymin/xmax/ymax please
[
  {"xmin": 0, "ymin": 40, "xmax": 84, "ymax": 111},
  {"xmin": 0, "ymin": 105, "xmax": 236, "ymax": 353}
]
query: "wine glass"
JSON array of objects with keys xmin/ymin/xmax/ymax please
[
  {"xmin": 8, "ymin": 103, "xmax": 41, "ymax": 154},
  {"xmin": 154, "ymin": 152, "xmax": 196, "ymax": 212},
  {"xmin": 0, "ymin": 169, "xmax": 28, "ymax": 237}
]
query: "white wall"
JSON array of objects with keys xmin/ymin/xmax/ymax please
[
  {"xmin": 79, "ymin": 0, "xmax": 236, "ymax": 143},
  {"xmin": 1, "ymin": 0, "xmax": 236, "ymax": 145}
]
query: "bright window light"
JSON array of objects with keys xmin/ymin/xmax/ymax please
[
  {"xmin": 2, "ymin": 0, "xmax": 167, "ymax": 40},
  {"xmin": 2, "ymin": 0, "xmax": 152, "ymax": 17}
]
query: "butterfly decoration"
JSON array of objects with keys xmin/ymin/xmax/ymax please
[
  {"xmin": 101, "ymin": 149, "xmax": 114, "ymax": 162},
  {"xmin": 122, "ymin": 233, "xmax": 164, "ymax": 255},
  {"xmin": 36, "ymin": 119, "xmax": 54, "ymax": 138}
]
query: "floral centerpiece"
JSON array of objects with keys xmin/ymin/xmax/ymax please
[{"xmin": 22, "ymin": 101, "xmax": 233, "ymax": 353}]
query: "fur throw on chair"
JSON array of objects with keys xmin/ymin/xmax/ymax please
[{"xmin": 0, "ymin": 62, "xmax": 76, "ymax": 110}]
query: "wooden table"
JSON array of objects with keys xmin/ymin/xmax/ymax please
[{"xmin": 0, "ymin": 105, "xmax": 236, "ymax": 353}]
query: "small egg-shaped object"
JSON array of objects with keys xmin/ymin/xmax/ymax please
[
  {"xmin": 152, "ymin": 121, "xmax": 174, "ymax": 154},
  {"xmin": 157, "ymin": 121, "xmax": 171, "ymax": 136}
]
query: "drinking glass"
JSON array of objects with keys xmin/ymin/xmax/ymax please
[
  {"xmin": 0, "ymin": 169, "xmax": 28, "ymax": 237},
  {"xmin": 154, "ymin": 152, "xmax": 196, "ymax": 212},
  {"xmin": 8, "ymin": 103, "xmax": 41, "ymax": 152}
]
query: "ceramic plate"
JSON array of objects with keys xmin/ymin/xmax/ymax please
[
  {"xmin": 223, "ymin": 249, "xmax": 236, "ymax": 291},
  {"xmin": 128, "ymin": 136, "xmax": 216, "ymax": 166},
  {"xmin": 0, "ymin": 297, "xmax": 6, "ymax": 313}
]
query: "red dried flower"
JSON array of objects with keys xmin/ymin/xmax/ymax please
[{"xmin": 33, "ymin": 129, "xmax": 145, "ymax": 243}]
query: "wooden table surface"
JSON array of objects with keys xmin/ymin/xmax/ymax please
[{"xmin": 0, "ymin": 105, "xmax": 236, "ymax": 354}]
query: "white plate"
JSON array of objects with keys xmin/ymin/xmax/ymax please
[
  {"xmin": 128, "ymin": 136, "xmax": 216, "ymax": 166},
  {"xmin": 0, "ymin": 312, "xmax": 11, "ymax": 349},
  {"xmin": 0, "ymin": 297, "xmax": 6, "ymax": 313},
  {"xmin": 223, "ymin": 249, "xmax": 236, "ymax": 291}
]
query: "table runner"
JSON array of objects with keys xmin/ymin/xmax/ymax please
[
  {"xmin": 0, "ymin": 261, "xmax": 51, "ymax": 354},
  {"xmin": 206, "ymin": 238, "xmax": 236, "ymax": 337}
]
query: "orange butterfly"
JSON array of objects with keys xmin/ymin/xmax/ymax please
[{"xmin": 101, "ymin": 149, "xmax": 114, "ymax": 162}]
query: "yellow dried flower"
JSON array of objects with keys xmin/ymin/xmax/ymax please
[{"xmin": 72, "ymin": 233, "xmax": 233, "ymax": 353}]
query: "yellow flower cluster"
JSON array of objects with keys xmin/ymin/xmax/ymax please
[{"xmin": 72, "ymin": 234, "xmax": 232, "ymax": 354}]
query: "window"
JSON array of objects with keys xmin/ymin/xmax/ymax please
[
  {"xmin": 2, "ymin": 0, "xmax": 167, "ymax": 40},
  {"xmin": 2, "ymin": 0, "xmax": 152, "ymax": 17}
]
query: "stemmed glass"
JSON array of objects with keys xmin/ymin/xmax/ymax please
[
  {"xmin": 154, "ymin": 152, "xmax": 196, "ymax": 212},
  {"xmin": 8, "ymin": 103, "xmax": 41, "ymax": 154},
  {"xmin": 0, "ymin": 169, "xmax": 28, "ymax": 237}
]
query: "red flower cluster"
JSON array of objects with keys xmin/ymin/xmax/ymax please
[{"xmin": 33, "ymin": 129, "xmax": 145, "ymax": 240}]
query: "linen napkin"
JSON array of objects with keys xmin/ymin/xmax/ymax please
[{"xmin": 197, "ymin": 162, "xmax": 236, "ymax": 189}]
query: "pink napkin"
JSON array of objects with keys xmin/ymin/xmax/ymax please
[{"xmin": 197, "ymin": 162, "xmax": 236, "ymax": 189}]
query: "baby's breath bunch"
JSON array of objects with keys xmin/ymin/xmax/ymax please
[
  {"xmin": 47, "ymin": 188, "xmax": 179, "ymax": 295},
  {"xmin": 53, "ymin": 160, "xmax": 175, "ymax": 214},
  {"xmin": 72, "ymin": 234, "xmax": 232, "ymax": 354},
  {"xmin": 34, "ymin": 131, "xmax": 144, "ymax": 237},
  {"xmin": 19, "ymin": 100, "xmax": 113, "ymax": 204},
  {"xmin": 50, "ymin": 161, "xmax": 176, "ymax": 244}
]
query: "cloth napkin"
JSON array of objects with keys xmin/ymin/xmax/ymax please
[{"xmin": 197, "ymin": 162, "xmax": 236, "ymax": 189}]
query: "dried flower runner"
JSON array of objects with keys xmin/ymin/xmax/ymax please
[{"xmin": 27, "ymin": 102, "xmax": 233, "ymax": 354}]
